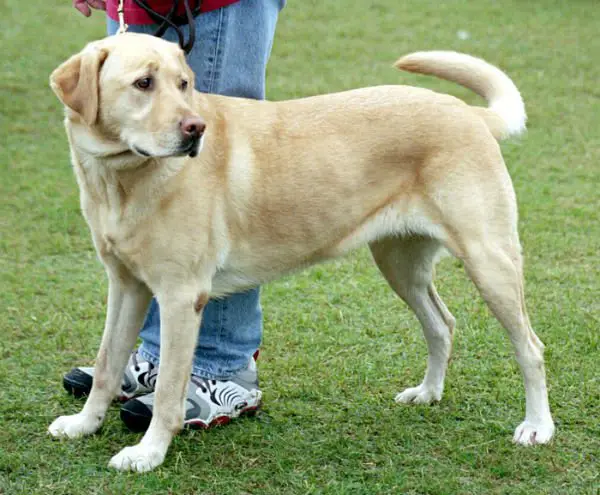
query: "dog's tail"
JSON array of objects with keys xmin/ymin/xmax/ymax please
[{"xmin": 395, "ymin": 51, "xmax": 526, "ymax": 140}]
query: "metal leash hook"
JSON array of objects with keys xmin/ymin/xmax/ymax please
[{"xmin": 117, "ymin": 0, "xmax": 128, "ymax": 34}]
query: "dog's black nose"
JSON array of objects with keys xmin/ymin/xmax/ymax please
[{"xmin": 180, "ymin": 117, "xmax": 206, "ymax": 139}]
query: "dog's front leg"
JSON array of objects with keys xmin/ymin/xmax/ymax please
[
  {"xmin": 108, "ymin": 284, "xmax": 208, "ymax": 472},
  {"xmin": 49, "ymin": 264, "xmax": 151, "ymax": 439}
]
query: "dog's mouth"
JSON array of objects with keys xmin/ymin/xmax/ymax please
[
  {"xmin": 132, "ymin": 146, "xmax": 152, "ymax": 157},
  {"xmin": 131, "ymin": 139, "xmax": 200, "ymax": 158}
]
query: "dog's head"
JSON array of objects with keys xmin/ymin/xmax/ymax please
[{"xmin": 50, "ymin": 33, "xmax": 205, "ymax": 159}]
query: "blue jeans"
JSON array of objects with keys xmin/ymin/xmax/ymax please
[{"xmin": 107, "ymin": 0, "xmax": 282, "ymax": 380}]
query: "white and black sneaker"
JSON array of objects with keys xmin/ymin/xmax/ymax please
[
  {"xmin": 120, "ymin": 357, "xmax": 262, "ymax": 432},
  {"xmin": 62, "ymin": 351, "xmax": 158, "ymax": 401}
]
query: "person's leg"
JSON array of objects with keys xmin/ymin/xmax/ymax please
[
  {"xmin": 136, "ymin": 291, "xmax": 262, "ymax": 380},
  {"xmin": 106, "ymin": 0, "xmax": 283, "ymax": 380}
]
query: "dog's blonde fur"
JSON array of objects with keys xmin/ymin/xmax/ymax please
[{"xmin": 48, "ymin": 33, "xmax": 554, "ymax": 472}]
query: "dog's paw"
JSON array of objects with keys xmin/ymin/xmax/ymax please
[
  {"xmin": 513, "ymin": 420, "xmax": 555, "ymax": 446},
  {"xmin": 395, "ymin": 384, "xmax": 442, "ymax": 405},
  {"xmin": 109, "ymin": 444, "xmax": 165, "ymax": 472},
  {"xmin": 48, "ymin": 413, "xmax": 103, "ymax": 439}
]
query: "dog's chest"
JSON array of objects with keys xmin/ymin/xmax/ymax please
[
  {"xmin": 80, "ymin": 175, "xmax": 156, "ymax": 282},
  {"xmin": 102, "ymin": 233, "xmax": 145, "ymax": 278},
  {"xmin": 89, "ymin": 205, "xmax": 149, "ymax": 281}
]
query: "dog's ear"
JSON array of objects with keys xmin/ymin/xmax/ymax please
[{"xmin": 50, "ymin": 46, "xmax": 109, "ymax": 126}]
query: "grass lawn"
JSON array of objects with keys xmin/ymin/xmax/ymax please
[{"xmin": 1, "ymin": 0, "xmax": 599, "ymax": 493}]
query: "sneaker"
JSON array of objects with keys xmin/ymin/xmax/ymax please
[
  {"xmin": 62, "ymin": 351, "xmax": 158, "ymax": 401},
  {"xmin": 120, "ymin": 358, "xmax": 262, "ymax": 432}
]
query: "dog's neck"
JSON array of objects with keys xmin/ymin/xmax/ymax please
[
  {"xmin": 65, "ymin": 119, "xmax": 189, "ymax": 226},
  {"xmin": 67, "ymin": 119, "xmax": 150, "ymax": 172}
]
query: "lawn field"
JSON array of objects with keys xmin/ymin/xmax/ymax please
[{"xmin": 1, "ymin": 0, "xmax": 599, "ymax": 493}]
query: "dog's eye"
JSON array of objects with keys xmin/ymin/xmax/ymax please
[
  {"xmin": 134, "ymin": 77, "xmax": 153, "ymax": 91},
  {"xmin": 180, "ymin": 79, "xmax": 188, "ymax": 91}
]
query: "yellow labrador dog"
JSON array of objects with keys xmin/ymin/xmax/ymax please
[{"xmin": 48, "ymin": 33, "xmax": 554, "ymax": 472}]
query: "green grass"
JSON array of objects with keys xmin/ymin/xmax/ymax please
[{"xmin": 1, "ymin": 0, "xmax": 599, "ymax": 493}]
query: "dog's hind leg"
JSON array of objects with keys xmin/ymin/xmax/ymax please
[
  {"xmin": 451, "ymin": 231, "xmax": 555, "ymax": 445},
  {"xmin": 370, "ymin": 236, "xmax": 455, "ymax": 404}
]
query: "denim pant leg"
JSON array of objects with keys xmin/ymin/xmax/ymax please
[{"xmin": 106, "ymin": 0, "xmax": 282, "ymax": 380}]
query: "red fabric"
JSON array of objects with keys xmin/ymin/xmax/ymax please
[{"xmin": 107, "ymin": 0, "xmax": 240, "ymax": 25}]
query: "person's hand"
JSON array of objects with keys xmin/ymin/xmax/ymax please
[{"xmin": 73, "ymin": 0, "xmax": 107, "ymax": 17}]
